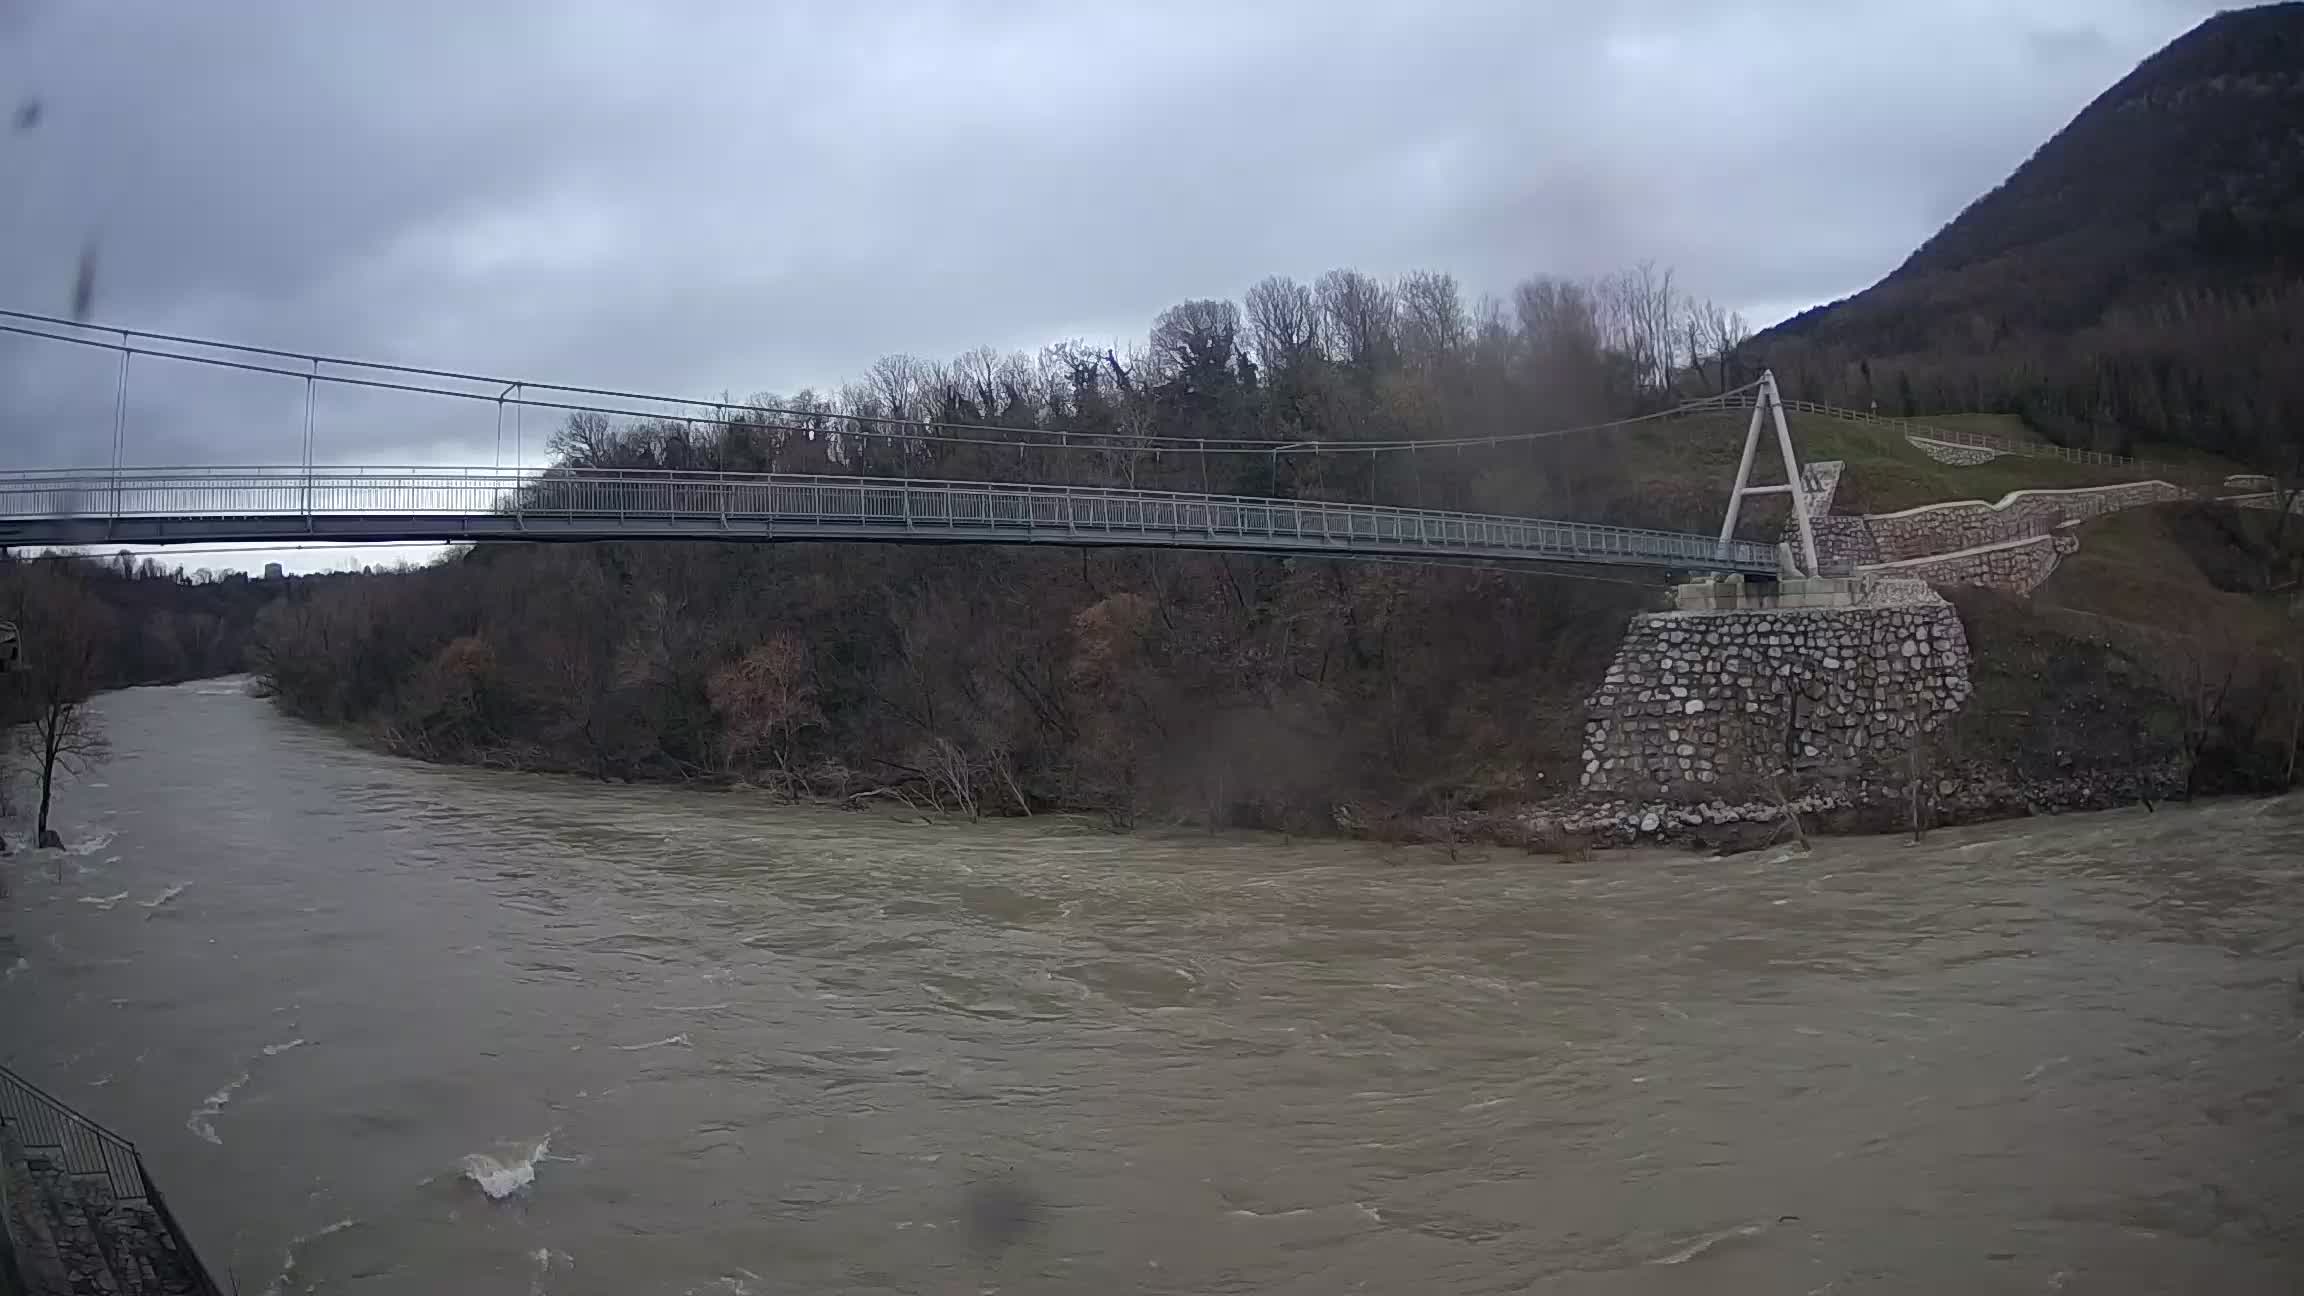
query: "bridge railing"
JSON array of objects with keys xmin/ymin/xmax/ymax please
[
  {"xmin": 1675, "ymin": 388, "xmax": 2231, "ymax": 481},
  {"xmin": 0, "ymin": 1062, "xmax": 223, "ymax": 1294},
  {"xmin": 0, "ymin": 466, "xmax": 1779, "ymax": 571},
  {"xmin": 1770, "ymin": 398, "xmax": 2209, "ymax": 475}
]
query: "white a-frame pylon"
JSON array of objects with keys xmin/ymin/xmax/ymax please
[{"xmin": 1716, "ymin": 369, "xmax": 1820, "ymax": 577}]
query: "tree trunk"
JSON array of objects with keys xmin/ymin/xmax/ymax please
[{"xmin": 36, "ymin": 744, "xmax": 57, "ymax": 841}]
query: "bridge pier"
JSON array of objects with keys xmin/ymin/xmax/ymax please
[
  {"xmin": 1669, "ymin": 574, "xmax": 1868, "ymax": 613},
  {"xmin": 1581, "ymin": 578, "xmax": 1972, "ymax": 802}
]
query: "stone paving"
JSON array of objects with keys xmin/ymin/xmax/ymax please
[{"xmin": 1, "ymin": 1123, "xmax": 211, "ymax": 1296}]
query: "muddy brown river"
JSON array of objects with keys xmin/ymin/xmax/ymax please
[{"xmin": 3, "ymin": 680, "xmax": 2301, "ymax": 1293}]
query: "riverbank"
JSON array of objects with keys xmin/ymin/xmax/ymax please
[
  {"xmin": 285, "ymin": 688, "xmax": 2204, "ymax": 861},
  {"xmin": 238, "ymin": 516, "xmax": 2304, "ymax": 850}
]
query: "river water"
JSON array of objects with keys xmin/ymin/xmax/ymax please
[{"xmin": 2, "ymin": 680, "xmax": 2301, "ymax": 1294}]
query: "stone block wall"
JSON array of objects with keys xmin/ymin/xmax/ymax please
[
  {"xmin": 1857, "ymin": 533, "xmax": 2078, "ymax": 595},
  {"xmin": 1860, "ymin": 480, "xmax": 2190, "ymax": 562},
  {"xmin": 1673, "ymin": 575, "xmax": 1871, "ymax": 611},
  {"xmin": 1581, "ymin": 599, "xmax": 1971, "ymax": 801},
  {"xmin": 1781, "ymin": 461, "xmax": 1880, "ymax": 571},
  {"xmin": 1800, "ymin": 460, "xmax": 1843, "ymax": 515},
  {"xmin": 1907, "ymin": 436, "xmax": 2005, "ymax": 465},
  {"xmin": 1851, "ymin": 576, "xmax": 1940, "ymax": 605},
  {"xmin": 1808, "ymin": 516, "xmax": 1881, "ymax": 569}
]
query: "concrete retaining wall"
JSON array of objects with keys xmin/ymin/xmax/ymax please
[
  {"xmin": 1787, "ymin": 465, "xmax": 2184, "ymax": 583},
  {"xmin": 1861, "ymin": 481, "xmax": 2190, "ymax": 562},
  {"xmin": 1809, "ymin": 516, "xmax": 1881, "ymax": 569},
  {"xmin": 2232, "ymin": 490, "xmax": 2302, "ymax": 514},
  {"xmin": 1782, "ymin": 461, "xmax": 1876, "ymax": 571},
  {"xmin": 1857, "ymin": 532, "xmax": 2080, "ymax": 596}
]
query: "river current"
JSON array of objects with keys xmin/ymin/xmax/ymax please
[{"xmin": 3, "ymin": 679, "xmax": 2301, "ymax": 1293}]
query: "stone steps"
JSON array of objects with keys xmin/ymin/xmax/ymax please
[
  {"xmin": 3, "ymin": 1123, "xmax": 124, "ymax": 1296},
  {"xmin": 1, "ymin": 1120, "xmax": 206, "ymax": 1296},
  {"xmin": 3, "ymin": 1121, "xmax": 81, "ymax": 1296}
]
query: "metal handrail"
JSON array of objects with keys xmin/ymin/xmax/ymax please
[
  {"xmin": 0, "ymin": 1062, "xmax": 144, "ymax": 1203},
  {"xmin": 0, "ymin": 1062, "xmax": 223, "ymax": 1295},
  {"xmin": 0, "ymin": 466, "xmax": 1782, "ymax": 572},
  {"xmin": 137, "ymin": 1167, "xmax": 223, "ymax": 1296},
  {"xmin": 1680, "ymin": 387, "xmax": 2229, "ymax": 479},
  {"xmin": 1771, "ymin": 398, "xmax": 2196, "ymax": 474}
]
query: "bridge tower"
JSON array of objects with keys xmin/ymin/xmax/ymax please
[{"xmin": 1715, "ymin": 370, "xmax": 1820, "ymax": 577}]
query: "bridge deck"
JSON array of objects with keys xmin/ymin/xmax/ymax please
[{"xmin": 0, "ymin": 468, "xmax": 1779, "ymax": 574}]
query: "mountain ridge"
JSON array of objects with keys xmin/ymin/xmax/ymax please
[{"xmin": 1754, "ymin": 2, "xmax": 2304, "ymax": 468}]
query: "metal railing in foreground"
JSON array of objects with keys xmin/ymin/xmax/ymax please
[{"xmin": 0, "ymin": 1061, "xmax": 222, "ymax": 1295}]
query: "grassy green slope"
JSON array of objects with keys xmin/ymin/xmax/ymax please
[
  {"xmin": 1907, "ymin": 413, "xmax": 2046, "ymax": 445},
  {"xmin": 1546, "ymin": 407, "xmax": 2247, "ymax": 539},
  {"xmin": 1625, "ymin": 412, "xmax": 2179, "ymax": 525}
]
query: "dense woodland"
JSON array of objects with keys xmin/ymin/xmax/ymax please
[
  {"xmin": 251, "ymin": 262, "xmax": 1770, "ymax": 828},
  {"xmin": 0, "ymin": 554, "xmax": 270, "ymax": 693},
  {"xmin": 246, "ymin": 257, "xmax": 2304, "ymax": 826},
  {"xmin": 1758, "ymin": 3, "xmax": 2304, "ymax": 474},
  {"xmin": 0, "ymin": 554, "xmax": 274, "ymax": 835},
  {"xmin": 488, "ymin": 261, "xmax": 1753, "ymax": 529}
]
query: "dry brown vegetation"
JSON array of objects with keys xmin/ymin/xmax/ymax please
[
  {"xmin": 245, "ymin": 245, "xmax": 2302, "ymax": 830},
  {"xmin": 1954, "ymin": 503, "xmax": 2304, "ymax": 799},
  {"xmin": 246, "ymin": 261, "xmax": 1776, "ymax": 828},
  {"xmin": 254, "ymin": 538, "xmax": 1653, "ymax": 830}
]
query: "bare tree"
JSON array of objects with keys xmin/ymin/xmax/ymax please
[
  {"xmin": 867, "ymin": 354, "xmax": 937, "ymax": 427},
  {"xmin": 2175, "ymin": 630, "xmax": 2242, "ymax": 799},
  {"xmin": 926, "ymin": 736, "xmax": 980, "ymax": 821},
  {"xmin": 2283, "ymin": 649, "xmax": 2304, "ymax": 790},
  {"xmin": 8, "ymin": 565, "xmax": 114, "ymax": 847},
  {"xmin": 1395, "ymin": 270, "xmax": 1469, "ymax": 371},
  {"xmin": 1316, "ymin": 269, "xmax": 1399, "ymax": 379},
  {"xmin": 1905, "ymin": 736, "xmax": 1931, "ymax": 843},
  {"xmin": 706, "ymin": 635, "xmax": 822, "ymax": 794},
  {"xmin": 1244, "ymin": 275, "xmax": 1321, "ymax": 378},
  {"xmin": 1513, "ymin": 274, "xmax": 1622, "ymax": 414},
  {"xmin": 1148, "ymin": 298, "xmax": 1244, "ymax": 385},
  {"xmin": 548, "ymin": 410, "xmax": 620, "ymax": 468},
  {"xmin": 1597, "ymin": 261, "xmax": 1679, "ymax": 395},
  {"xmin": 1514, "ymin": 276, "xmax": 1602, "ymax": 360},
  {"xmin": 1682, "ymin": 296, "xmax": 1752, "ymax": 394}
]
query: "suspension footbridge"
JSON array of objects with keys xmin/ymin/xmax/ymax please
[
  {"xmin": 0, "ymin": 311, "xmax": 1800, "ymax": 576},
  {"xmin": 0, "ymin": 465, "xmax": 1780, "ymax": 571}
]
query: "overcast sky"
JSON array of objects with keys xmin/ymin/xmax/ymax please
[{"xmin": 1, "ymin": 0, "xmax": 2228, "ymax": 569}]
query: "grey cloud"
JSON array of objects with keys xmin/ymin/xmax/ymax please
[
  {"xmin": 0, "ymin": 0, "xmax": 2224, "ymax": 474},
  {"xmin": 2025, "ymin": 25, "xmax": 2115, "ymax": 64}
]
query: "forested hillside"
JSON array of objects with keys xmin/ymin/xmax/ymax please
[
  {"xmin": 241, "ymin": 264, "xmax": 2304, "ymax": 828},
  {"xmin": 249, "ymin": 263, "xmax": 1762, "ymax": 828},
  {"xmin": 240, "ymin": 7, "xmax": 2304, "ymax": 831},
  {"xmin": 1, "ymin": 554, "xmax": 271, "ymax": 691},
  {"xmin": 1756, "ymin": 3, "xmax": 2304, "ymax": 474}
]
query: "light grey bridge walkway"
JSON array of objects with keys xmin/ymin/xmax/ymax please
[{"xmin": 0, "ymin": 466, "xmax": 1779, "ymax": 573}]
